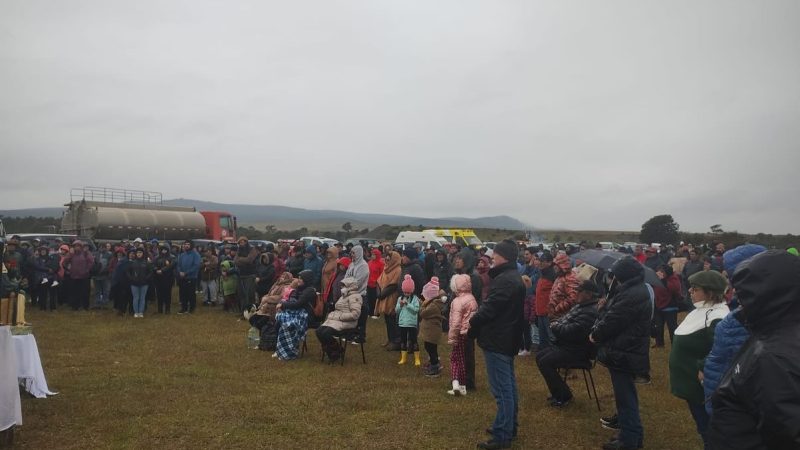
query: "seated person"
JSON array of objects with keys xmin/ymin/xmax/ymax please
[
  {"xmin": 535, "ymin": 280, "xmax": 601, "ymax": 407},
  {"xmin": 316, "ymin": 277, "xmax": 363, "ymax": 362},
  {"xmin": 246, "ymin": 272, "xmax": 293, "ymax": 351}
]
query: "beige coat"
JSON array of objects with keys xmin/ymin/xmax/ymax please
[
  {"xmin": 375, "ymin": 251, "xmax": 402, "ymax": 316},
  {"xmin": 321, "ymin": 277, "xmax": 362, "ymax": 331}
]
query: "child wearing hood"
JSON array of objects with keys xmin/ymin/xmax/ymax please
[
  {"xmin": 419, "ymin": 277, "xmax": 446, "ymax": 376},
  {"xmin": 448, "ymin": 274, "xmax": 478, "ymax": 396},
  {"xmin": 396, "ymin": 274, "xmax": 421, "ymax": 366}
]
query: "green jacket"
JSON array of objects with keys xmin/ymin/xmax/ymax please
[
  {"xmin": 220, "ymin": 260, "xmax": 238, "ymax": 296},
  {"xmin": 395, "ymin": 294, "xmax": 420, "ymax": 328}
]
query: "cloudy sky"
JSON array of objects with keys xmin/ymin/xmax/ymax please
[{"xmin": 1, "ymin": 1, "xmax": 798, "ymax": 234}]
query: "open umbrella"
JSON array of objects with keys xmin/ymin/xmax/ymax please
[{"xmin": 571, "ymin": 249, "xmax": 661, "ymax": 286}]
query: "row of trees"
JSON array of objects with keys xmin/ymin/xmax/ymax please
[
  {"xmin": 0, "ymin": 216, "xmax": 61, "ymax": 234},
  {"xmin": 641, "ymin": 214, "xmax": 796, "ymax": 249}
]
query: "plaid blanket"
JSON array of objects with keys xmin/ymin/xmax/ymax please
[{"xmin": 275, "ymin": 308, "xmax": 308, "ymax": 360}]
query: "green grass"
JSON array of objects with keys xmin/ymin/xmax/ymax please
[{"xmin": 15, "ymin": 302, "xmax": 700, "ymax": 449}]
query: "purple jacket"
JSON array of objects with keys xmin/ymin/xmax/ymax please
[{"xmin": 64, "ymin": 250, "xmax": 95, "ymax": 279}]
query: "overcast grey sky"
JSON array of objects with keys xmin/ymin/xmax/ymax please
[{"xmin": 1, "ymin": 1, "xmax": 798, "ymax": 234}]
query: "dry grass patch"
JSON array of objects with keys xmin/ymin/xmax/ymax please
[{"xmin": 15, "ymin": 306, "xmax": 699, "ymax": 449}]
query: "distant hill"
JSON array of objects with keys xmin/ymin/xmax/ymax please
[{"xmin": 0, "ymin": 199, "xmax": 528, "ymax": 231}]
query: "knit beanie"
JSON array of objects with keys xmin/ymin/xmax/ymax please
[
  {"xmin": 422, "ymin": 277, "xmax": 440, "ymax": 300},
  {"xmin": 493, "ymin": 239, "xmax": 518, "ymax": 263},
  {"xmin": 403, "ymin": 247, "xmax": 418, "ymax": 261},
  {"xmin": 401, "ymin": 274, "xmax": 415, "ymax": 295}
]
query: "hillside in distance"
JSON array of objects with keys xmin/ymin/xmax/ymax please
[{"xmin": 1, "ymin": 199, "xmax": 528, "ymax": 231}]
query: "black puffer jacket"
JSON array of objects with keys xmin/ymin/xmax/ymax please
[
  {"xmin": 469, "ymin": 262, "xmax": 525, "ymax": 356},
  {"xmin": 125, "ymin": 257, "xmax": 153, "ymax": 286},
  {"xmin": 591, "ymin": 258, "xmax": 652, "ymax": 374},
  {"xmin": 709, "ymin": 250, "xmax": 800, "ymax": 450},
  {"xmin": 551, "ymin": 298, "xmax": 599, "ymax": 359}
]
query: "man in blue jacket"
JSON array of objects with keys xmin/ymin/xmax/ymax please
[{"xmin": 176, "ymin": 240, "xmax": 201, "ymax": 314}]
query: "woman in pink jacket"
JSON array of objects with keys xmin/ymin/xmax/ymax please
[{"xmin": 448, "ymin": 274, "xmax": 478, "ymax": 396}]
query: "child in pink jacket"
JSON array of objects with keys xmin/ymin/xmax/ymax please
[{"xmin": 448, "ymin": 274, "xmax": 478, "ymax": 396}]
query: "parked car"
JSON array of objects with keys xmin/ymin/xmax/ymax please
[
  {"xmin": 11, "ymin": 233, "xmax": 97, "ymax": 251},
  {"xmin": 345, "ymin": 237, "xmax": 381, "ymax": 248}
]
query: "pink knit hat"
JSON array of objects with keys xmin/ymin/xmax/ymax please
[
  {"xmin": 401, "ymin": 274, "xmax": 415, "ymax": 295},
  {"xmin": 422, "ymin": 277, "xmax": 440, "ymax": 300}
]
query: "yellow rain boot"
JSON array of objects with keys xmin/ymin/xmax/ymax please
[
  {"xmin": 413, "ymin": 352, "xmax": 421, "ymax": 367},
  {"xmin": 0, "ymin": 297, "xmax": 9, "ymax": 325},
  {"xmin": 398, "ymin": 351, "xmax": 407, "ymax": 365},
  {"xmin": 14, "ymin": 292, "xmax": 26, "ymax": 325}
]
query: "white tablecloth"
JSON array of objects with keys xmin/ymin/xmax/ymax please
[
  {"xmin": 0, "ymin": 327, "xmax": 22, "ymax": 431},
  {"xmin": 13, "ymin": 334, "xmax": 57, "ymax": 399}
]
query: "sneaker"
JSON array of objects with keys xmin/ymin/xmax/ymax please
[
  {"xmin": 177, "ymin": 310, "xmax": 188, "ymax": 315},
  {"xmin": 370, "ymin": 315, "xmax": 379, "ymax": 319},
  {"xmin": 600, "ymin": 414, "xmax": 620, "ymax": 431},
  {"xmin": 423, "ymin": 365, "xmax": 442, "ymax": 377},
  {"xmin": 549, "ymin": 396, "xmax": 572, "ymax": 408},
  {"xmin": 517, "ymin": 349, "xmax": 530, "ymax": 356},
  {"xmin": 602, "ymin": 438, "xmax": 642, "ymax": 450},
  {"xmin": 634, "ymin": 374, "xmax": 651, "ymax": 385},
  {"xmin": 271, "ymin": 352, "xmax": 278, "ymax": 358},
  {"xmin": 485, "ymin": 428, "xmax": 517, "ymax": 441},
  {"xmin": 476, "ymin": 439, "xmax": 511, "ymax": 449}
]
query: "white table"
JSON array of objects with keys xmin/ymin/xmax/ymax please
[
  {"xmin": 0, "ymin": 327, "xmax": 22, "ymax": 431},
  {"xmin": 12, "ymin": 334, "xmax": 57, "ymax": 399}
]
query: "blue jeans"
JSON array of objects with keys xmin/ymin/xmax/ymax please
[
  {"xmin": 131, "ymin": 285, "xmax": 149, "ymax": 315},
  {"xmin": 687, "ymin": 401, "xmax": 709, "ymax": 449},
  {"xmin": 483, "ymin": 350, "xmax": 518, "ymax": 443},
  {"xmin": 536, "ymin": 315, "xmax": 552, "ymax": 349},
  {"xmin": 608, "ymin": 368, "xmax": 644, "ymax": 448}
]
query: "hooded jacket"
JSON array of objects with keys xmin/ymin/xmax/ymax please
[
  {"xmin": 345, "ymin": 246, "xmax": 369, "ymax": 296},
  {"xmin": 548, "ymin": 256, "xmax": 580, "ymax": 320},
  {"xmin": 376, "ymin": 251, "xmax": 402, "ymax": 316},
  {"xmin": 535, "ymin": 265, "xmax": 556, "ymax": 316},
  {"xmin": 321, "ymin": 277, "xmax": 363, "ymax": 331},
  {"xmin": 591, "ymin": 257, "xmax": 652, "ymax": 374},
  {"xmin": 454, "ymin": 248, "xmax": 483, "ymax": 304},
  {"xmin": 709, "ymin": 251, "xmax": 800, "ymax": 449},
  {"xmin": 448, "ymin": 275, "xmax": 478, "ymax": 344},
  {"xmin": 234, "ymin": 242, "xmax": 258, "ymax": 277},
  {"xmin": 321, "ymin": 247, "xmax": 340, "ymax": 301},
  {"xmin": 126, "ymin": 254, "xmax": 153, "ymax": 286},
  {"xmin": 302, "ymin": 245, "xmax": 323, "ymax": 289},
  {"xmin": 63, "ymin": 246, "xmax": 95, "ymax": 280},
  {"xmin": 468, "ymin": 262, "xmax": 526, "ymax": 356},
  {"xmin": 367, "ymin": 249, "xmax": 384, "ymax": 288},
  {"xmin": 176, "ymin": 248, "xmax": 201, "ymax": 280}
]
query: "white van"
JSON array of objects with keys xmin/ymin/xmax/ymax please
[{"xmin": 394, "ymin": 231, "xmax": 448, "ymax": 249}]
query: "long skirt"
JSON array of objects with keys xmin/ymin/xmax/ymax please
[{"xmin": 275, "ymin": 308, "xmax": 308, "ymax": 360}]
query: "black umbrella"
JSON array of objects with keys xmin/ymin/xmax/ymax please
[{"xmin": 571, "ymin": 249, "xmax": 661, "ymax": 286}]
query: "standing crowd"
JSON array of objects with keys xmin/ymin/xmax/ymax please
[{"xmin": 3, "ymin": 234, "xmax": 800, "ymax": 449}]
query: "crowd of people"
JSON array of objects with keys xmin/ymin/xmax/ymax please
[{"xmin": 2, "ymin": 233, "xmax": 799, "ymax": 449}]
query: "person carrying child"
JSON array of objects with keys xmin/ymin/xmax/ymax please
[
  {"xmin": 419, "ymin": 277, "xmax": 446, "ymax": 377},
  {"xmin": 396, "ymin": 274, "xmax": 421, "ymax": 366},
  {"xmin": 448, "ymin": 273, "xmax": 478, "ymax": 396}
]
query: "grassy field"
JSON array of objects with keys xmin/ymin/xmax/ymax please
[{"xmin": 14, "ymin": 300, "xmax": 700, "ymax": 450}]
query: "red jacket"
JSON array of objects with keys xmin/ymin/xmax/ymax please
[
  {"xmin": 367, "ymin": 249, "xmax": 384, "ymax": 288},
  {"xmin": 535, "ymin": 276, "xmax": 554, "ymax": 316},
  {"xmin": 548, "ymin": 272, "xmax": 580, "ymax": 319},
  {"xmin": 654, "ymin": 274, "xmax": 682, "ymax": 309}
]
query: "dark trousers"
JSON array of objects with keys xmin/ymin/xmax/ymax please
[
  {"xmin": 59, "ymin": 277, "xmax": 72, "ymax": 306},
  {"xmin": 521, "ymin": 322, "xmax": 532, "ymax": 351},
  {"xmin": 315, "ymin": 326, "xmax": 345, "ymax": 358},
  {"xmin": 687, "ymin": 401, "xmax": 710, "ymax": 450},
  {"xmin": 112, "ymin": 283, "xmax": 131, "ymax": 313},
  {"xmin": 536, "ymin": 315, "xmax": 552, "ymax": 349},
  {"xmin": 385, "ymin": 314, "xmax": 400, "ymax": 344},
  {"xmin": 30, "ymin": 283, "xmax": 46, "ymax": 307},
  {"xmin": 535, "ymin": 346, "xmax": 588, "ymax": 401},
  {"xmin": 356, "ymin": 295, "xmax": 368, "ymax": 342},
  {"xmin": 155, "ymin": 276, "xmax": 173, "ymax": 313},
  {"xmin": 465, "ymin": 337, "xmax": 476, "ymax": 389},
  {"xmin": 399, "ymin": 326, "xmax": 418, "ymax": 352},
  {"xmin": 424, "ymin": 341, "xmax": 439, "ymax": 365},
  {"xmin": 40, "ymin": 285, "xmax": 58, "ymax": 311},
  {"xmin": 654, "ymin": 309, "xmax": 678, "ymax": 346},
  {"xmin": 366, "ymin": 286, "xmax": 377, "ymax": 316},
  {"xmin": 237, "ymin": 275, "xmax": 256, "ymax": 312},
  {"xmin": 178, "ymin": 278, "xmax": 197, "ymax": 312},
  {"xmin": 71, "ymin": 278, "xmax": 91, "ymax": 310},
  {"xmin": 608, "ymin": 369, "xmax": 644, "ymax": 448}
]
